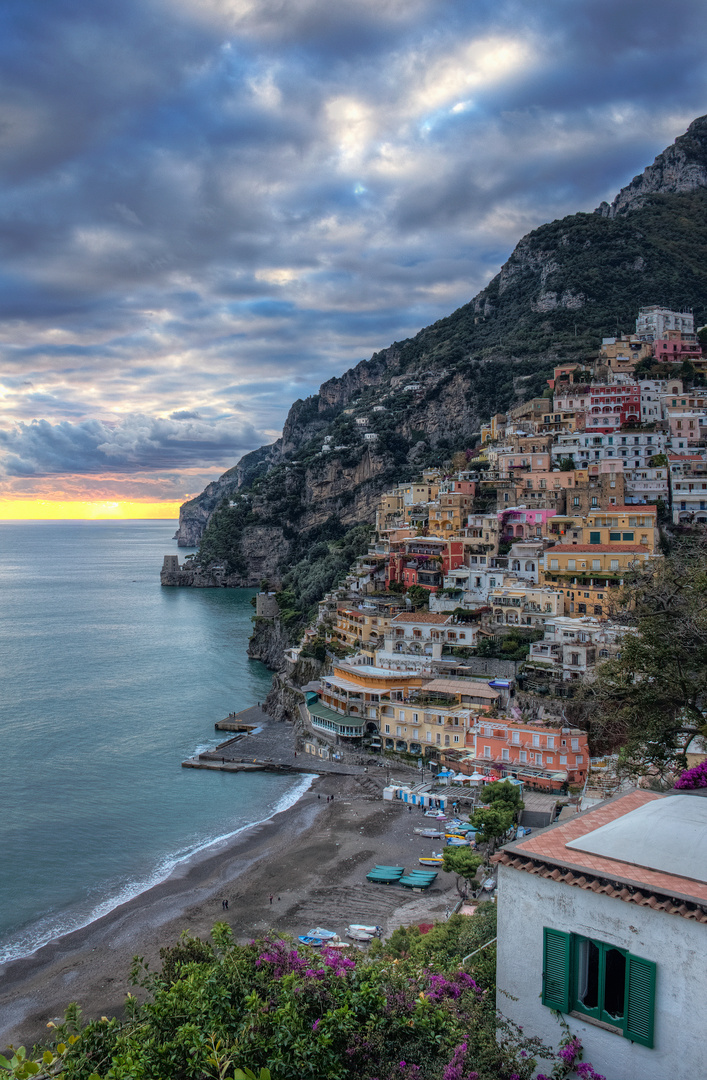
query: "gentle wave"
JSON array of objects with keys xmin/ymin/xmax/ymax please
[{"xmin": 0, "ymin": 773, "xmax": 315, "ymax": 967}]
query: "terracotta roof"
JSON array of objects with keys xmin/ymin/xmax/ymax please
[
  {"xmin": 545, "ymin": 544, "xmax": 648, "ymax": 553},
  {"xmin": 392, "ymin": 612, "xmax": 452, "ymax": 624},
  {"xmin": 422, "ymin": 678, "xmax": 500, "ymax": 698},
  {"xmin": 493, "ymin": 790, "xmax": 707, "ymax": 921}
]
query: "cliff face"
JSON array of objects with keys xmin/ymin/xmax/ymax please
[
  {"xmin": 596, "ymin": 115, "xmax": 707, "ymax": 218},
  {"xmin": 175, "ymin": 116, "xmax": 707, "ymax": 577},
  {"xmin": 247, "ymin": 616, "xmax": 291, "ymax": 670}
]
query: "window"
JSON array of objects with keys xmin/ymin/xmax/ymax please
[
  {"xmin": 592, "ymin": 559, "xmax": 601, "ymax": 571},
  {"xmin": 622, "ymin": 532, "xmax": 634, "ymax": 541},
  {"xmin": 532, "ymin": 734, "xmax": 540, "ymax": 747},
  {"xmin": 546, "ymin": 735, "xmax": 555, "ymax": 749},
  {"xmin": 589, "ymin": 531, "xmax": 601, "ymax": 544},
  {"xmin": 519, "ymin": 750, "xmax": 527, "ymax": 763},
  {"xmin": 384, "ymin": 724, "xmax": 390, "ymax": 734},
  {"xmin": 483, "ymin": 745, "xmax": 491, "ymax": 758},
  {"xmin": 610, "ymin": 559, "xmax": 619, "ymax": 570},
  {"xmin": 502, "ymin": 748, "xmax": 509, "ymax": 761},
  {"xmin": 396, "ymin": 726, "xmax": 402, "ymax": 736},
  {"xmin": 571, "ymin": 738, "xmax": 579, "ymax": 751},
  {"xmin": 542, "ymin": 929, "xmax": 656, "ymax": 1047},
  {"xmin": 567, "ymin": 559, "xmax": 576, "ymax": 570}
]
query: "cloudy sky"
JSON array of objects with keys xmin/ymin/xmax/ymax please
[{"xmin": 1, "ymin": 0, "xmax": 706, "ymax": 512}]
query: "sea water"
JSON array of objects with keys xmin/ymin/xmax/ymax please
[{"xmin": 0, "ymin": 519, "xmax": 310, "ymax": 965}]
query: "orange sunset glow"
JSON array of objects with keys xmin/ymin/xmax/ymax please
[{"xmin": 0, "ymin": 500, "xmax": 181, "ymax": 520}]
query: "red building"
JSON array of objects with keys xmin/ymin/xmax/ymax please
[{"xmin": 386, "ymin": 536, "xmax": 465, "ymax": 592}]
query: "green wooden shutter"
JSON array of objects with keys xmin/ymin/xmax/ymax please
[
  {"xmin": 625, "ymin": 954, "xmax": 656, "ymax": 1047},
  {"xmin": 589, "ymin": 532, "xmax": 601, "ymax": 544},
  {"xmin": 542, "ymin": 928, "xmax": 571, "ymax": 1011}
]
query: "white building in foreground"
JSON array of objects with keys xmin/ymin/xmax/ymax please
[{"xmin": 494, "ymin": 791, "xmax": 707, "ymax": 1080}]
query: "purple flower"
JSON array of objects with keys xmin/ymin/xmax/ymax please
[
  {"xmin": 312, "ymin": 1019, "xmax": 320, "ymax": 1032},
  {"xmin": 675, "ymin": 760, "xmax": 707, "ymax": 788}
]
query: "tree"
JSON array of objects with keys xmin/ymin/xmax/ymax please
[
  {"xmin": 482, "ymin": 780, "xmax": 525, "ymax": 815},
  {"xmin": 442, "ymin": 846, "xmax": 482, "ymax": 897},
  {"xmin": 406, "ymin": 584, "xmax": 430, "ymax": 606},
  {"xmin": 469, "ymin": 805, "xmax": 515, "ymax": 855},
  {"xmin": 568, "ymin": 536, "xmax": 707, "ymax": 782}
]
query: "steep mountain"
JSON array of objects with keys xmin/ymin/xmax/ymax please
[
  {"xmin": 595, "ymin": 114, "xmax": 707, "ymax": 218},
  {"xmin": 174, "ymin": 116, "xmax": 707, "ymax": 586}
]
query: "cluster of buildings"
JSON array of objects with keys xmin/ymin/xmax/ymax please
[{"xmin": 274, "ymin": 307, "xmax": 706, "ymax": 792}]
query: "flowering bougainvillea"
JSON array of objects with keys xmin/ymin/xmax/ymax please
[
  {"xmin": 30, "ymin": 920, "xmax": 599, "ymax": 1080},
  {"xmin": 674, "ymin": 759, "xmax": 707, "ymax": 788}
]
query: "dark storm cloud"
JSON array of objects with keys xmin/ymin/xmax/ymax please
[
  {"xmin": 0, "ymin": 415, "xmax": 264, "ymax": 478},
  {"xmin": 1, "ymin": 0, "xmax": 706, "ymax": 498}
]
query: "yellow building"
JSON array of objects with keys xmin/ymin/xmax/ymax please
[
  {"xmin": 380, "ymin": 700, "xmax": 475, "ymax": 755},
  {"xmin": 541, "ymin": 543, "xmax": 657, "ymax": 617},
  {"xmin": 427, "ymin": 491, "xmax": 475, "ymax": 536},
  {"xmin": 547, "ymin": 506, "xmax": 658, "ymax": 553},
  {"xmin": 330, "ymin": 606, "xmax": 393, "ymax": 654},
  {"xmin": 488, "ymin": 584, "xmax": 563, "ymax": 628}
]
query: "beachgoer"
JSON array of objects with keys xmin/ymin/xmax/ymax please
[
  {"xmin": 269, "ymin": 894, "xmax": 273, "ymax": 905},
  {"xmin": 224, "ymin": 899, "xmax": 228, "ymax": 910},
  {"xmin": 318, "ymin": 794, "xmax": 321, "ymax": 800}
]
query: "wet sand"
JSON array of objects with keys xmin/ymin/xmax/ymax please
[{"xmin": 0, "ymin": 771, "xmax": 457, "ymax": 1053}]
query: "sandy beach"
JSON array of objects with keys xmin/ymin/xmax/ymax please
[{"xmin": 0, "ymin": 768, "xmax": 459, "ymax": 1053}]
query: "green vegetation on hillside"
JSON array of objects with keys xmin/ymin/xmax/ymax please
[{"xmin": 275, "ymin": 521, "xmax": 374, "ymax": 636}]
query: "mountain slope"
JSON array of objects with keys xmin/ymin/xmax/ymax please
[{"xmin": 174, "ymin": 117, "xmax": 707, "ymax": 584}]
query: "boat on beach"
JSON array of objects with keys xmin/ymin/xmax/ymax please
[
  {"xmin": 414, "ymin": 827, "xmax": 444, "ymax": 838},
  {"xmin": 347, "ymin": 923, "xmax": 382, "ymax": 937},
  {"xmin": 346, "ymin": 928, "xmax": 375, "ymax": 942},
  {"xmin": 418, "ymin": 856, "xmax": 444, "ymax": 866},
  {"xmin": 298, "ymin": 927, "xmax": 339, "ymax": 947}
]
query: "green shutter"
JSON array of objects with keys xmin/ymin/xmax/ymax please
[
  {"xmin": 542, "ymin": 928, "xmax": 571, "ymax": 1011},
  {"xmin": 625, "ymin": 954, "xmax": 656, "ymax": 1048},
  {"xmin": 589, "ymin": 532, "xmax": 601, "ymax": 544}
]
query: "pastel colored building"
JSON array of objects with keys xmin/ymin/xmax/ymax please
[
  {"xmin": 473, "ymin": 718, "xmax": 589, "ymax": 787},
  {"xmin": 498, "ymin": 506, "xmax": 556, "ymax": 541}
]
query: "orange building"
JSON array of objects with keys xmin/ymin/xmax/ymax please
[{"xmin": 470, "ymin": 718, "xmax": 589, "ymax": 790}]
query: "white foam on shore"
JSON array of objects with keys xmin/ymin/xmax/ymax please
[{"xmin": 0, "ymin": 773, "xmax": 316, "ymax": 968}]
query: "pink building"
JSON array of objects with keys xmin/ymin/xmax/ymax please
[{"xmin": 498, "ymin": 506, "xmax": 557, "ymax": 540}]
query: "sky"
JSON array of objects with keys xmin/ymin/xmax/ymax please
[{"xmin": 1, "ymin": 0, "xmax": 706, "ymax": 517}]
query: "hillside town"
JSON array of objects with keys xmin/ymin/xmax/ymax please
[{"xmin": 274, "ymin": 306, "xmax": 707, "ymax": 799}]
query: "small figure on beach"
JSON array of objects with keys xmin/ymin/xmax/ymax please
[
  {"xmin": 269, "ymin": 894, "xmax": 273, "ymax": 905},
  {"xmin": 224, "ymin": 899, "xmax": 228, "ymax": 910}
]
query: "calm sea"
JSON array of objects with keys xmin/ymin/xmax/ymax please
[{"xmin": 0, "ymin": 520, "xmax": 310, "ymax": 965}]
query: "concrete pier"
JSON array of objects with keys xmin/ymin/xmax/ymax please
[{"xmin": 182, "ymin": 705, "xmax": 370, "ymax": 777}]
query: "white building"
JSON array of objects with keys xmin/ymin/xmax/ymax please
[
  {"xmin": 635, "ymin": 304, "xmax": 694, "ymax": 339},
  {"xmin": 623, "ymin": 465, "xmax": 668, "ymax": 504},
  {"xmin": 551, "ymin": 430, "xmax": 666, "ymax": 470},
  {"xmin": 526, "ymin": 616, "xmax": 623, "ymax": 681},
  {"xmin": 384, "ymin": 612, "xmax": 477, "ymax": 657},
  {"xmin": 495, "ymin": 791, "xmax": 707, "ymax": 1080}
]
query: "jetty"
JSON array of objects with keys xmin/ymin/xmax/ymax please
[{"xmin": 182, "ymin": 705, "xmax": 369, "ymax": 777}]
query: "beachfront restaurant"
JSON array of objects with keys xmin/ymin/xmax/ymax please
[{"xmin": 305, "ymin": 694, "xmax": 365, "ymax": 743}]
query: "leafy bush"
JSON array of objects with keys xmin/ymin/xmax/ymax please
[{"xmin": 40, "ymin": 923, "xmax": 561, "ymax": 1080}]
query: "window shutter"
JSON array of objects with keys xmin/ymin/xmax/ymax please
[
  {"xmin": 625, "ymin": 954, "xmax": 656, "ymax": 1048},
  {"xmin": 542, "ymin": 927, "xmax": 571, "ymax": 1011}
]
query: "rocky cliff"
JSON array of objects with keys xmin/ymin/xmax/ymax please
[
  {"xmin": 247, "ymin": 616, "xmax": 292, "ymax": 670},
  {"xmin": 175, "ymin": 115, "xmax": 707, "ymax": 578},
  {"xmin": 595, "ymin": 115, "xmax": 707, "ymax": 218}
]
